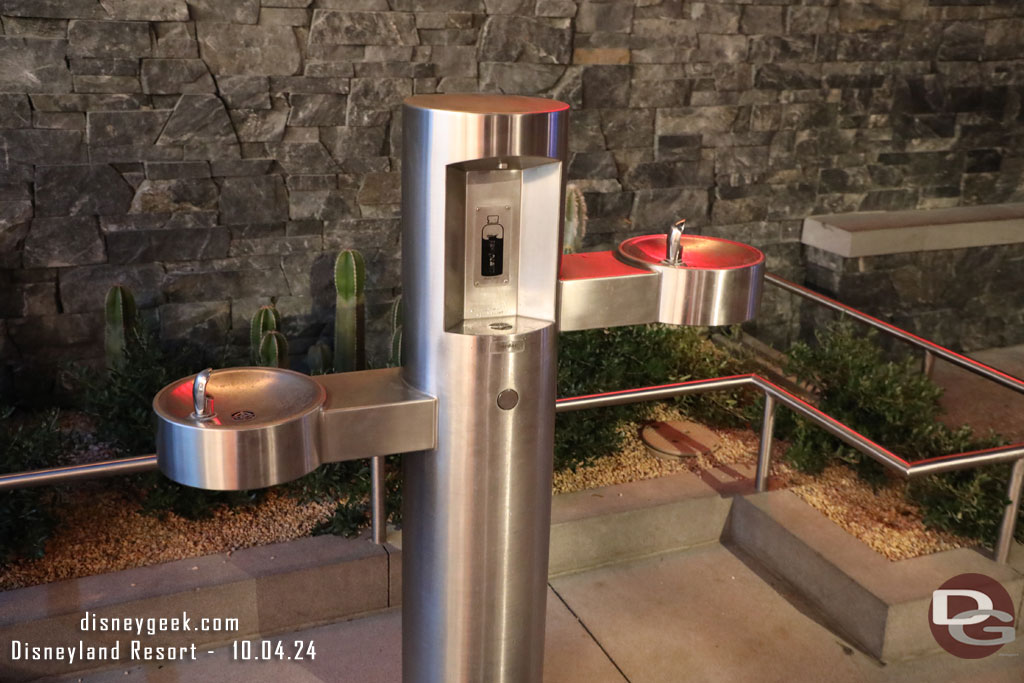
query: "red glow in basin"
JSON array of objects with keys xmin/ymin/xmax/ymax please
[{"xmin": 617, "ymin": 234, "xmax": 764, "ymax": 270}]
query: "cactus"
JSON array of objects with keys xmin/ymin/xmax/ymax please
[
  {"xmin": 257, "ymin": 330, "xmax": 289, "ymax": 369},
  {"xmin": 388, "ymin": 295, "xmax": 403, "ymax": 368},
  {"xmin": 562, "ymin": 183, "xmax": 587, "ymax": 255},
  {"xmin": 307, "ymin": 340, "xmax": 333, "ymax": 376},
  {"xmin": 250, "ymin": 304, "xmax": 281, "ymax": 364},
  {"xmin": 104, "ymin": 284, "xmax": 138, "ymax": 371},
  {"xmin": 334, "ymin": 249, "xmax": 366, "ymax": 372}
]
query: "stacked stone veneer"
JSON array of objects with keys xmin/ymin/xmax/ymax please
[{"xmin": 1, "ymin": 0, "xmax": 1023, "ymax": 397}]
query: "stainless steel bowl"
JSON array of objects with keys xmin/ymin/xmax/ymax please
[
  {"xmin": 153, "ymin": 367, "xmax": 326, "ymax": 490},
  {"xmin": 616, "ymin": 234, "xmax": 765, "ymax": 326}
]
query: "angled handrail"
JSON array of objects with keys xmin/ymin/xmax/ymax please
[{"xmin": 2, "ymin": 273, "xmax": 1022, "ymax": 562}]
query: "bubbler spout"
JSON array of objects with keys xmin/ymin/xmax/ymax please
[{"xmin": 664, "ymin": 219, "xmax": 686, "ymax": 265}]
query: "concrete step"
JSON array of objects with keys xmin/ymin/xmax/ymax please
[
  {"xmin": 0, "ymin": 472, "xmax": 729, "ymax": 682},
  {"xmin": 726, "ymin": 490, "xmax": 1024, "ymax": 662}
]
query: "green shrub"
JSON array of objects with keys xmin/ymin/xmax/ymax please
[
  {"xmin": 778, "ymin": 317, "xmax": 1018, "ymax": 548},
  {"xmin": 71, "ymin": 326, "xmax": 261, "ymax": 520},
  {"xmin": 555, "ymin": 324, "xmax": 752, "ymax": 471},
  {"xmin": 0, "ymin": 408, "xmax": 68, "ymax": 562}
]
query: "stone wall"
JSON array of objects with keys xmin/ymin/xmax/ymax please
[
  {"xmin": 805, "ymin": 241, "xmax": 1024, "ymax": 352},
  {"xmin": 1, "ymin": 0, "xmax": 1024, "ymax": 398}
]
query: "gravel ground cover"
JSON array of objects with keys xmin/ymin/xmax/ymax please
[{"xmin": 1, "ymin": 406, "xmax": 971, "ymax": 591}]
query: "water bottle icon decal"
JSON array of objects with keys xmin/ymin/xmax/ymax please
[{"xmin": 481, "ymin": 215, "xmax": 504, "ymax": 277}]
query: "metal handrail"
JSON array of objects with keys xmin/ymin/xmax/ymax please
[
  {"xmin": 555, "ymin": 375, "xmax": 1024, "ymax": 564},
  {"xmin": 767, "ymin": 273, "xmax": 1024, "ymax": 396},
  {"xmin": 2, "ymin": 274, "xmax": 1022, "ymax": 562}
]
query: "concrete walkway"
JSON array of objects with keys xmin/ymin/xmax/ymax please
[
  {"xmin": 932, "ymin": 343, "xmax": 1024, "ymax": 443},
  {"xmin": 58, "ymin": 542, "xmax": 1022, "ymax": 683}
]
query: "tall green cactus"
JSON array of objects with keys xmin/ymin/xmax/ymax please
[
  {"xmin": 104, "ymin": 284, "xmax": 138, "ymax": 371},
  {"xmin": 388, "ymin": 295, "xmax": 403, "ymax": 368},
  {"xmin": 563, "ymin": 183, "xmax": 587, "ymax": 255},
  {"xmin": 257, "ymin": 330, "xmax": 289, "ymax": 369},
  {"xmin": 334, "ymin": 249, "xmax": 366, "ymax": 372},
  {"xmin": 250, "ymin": 304, "xmax": 281, "ymax": 364},
  {"xmin": 307, "ymin": 340, "xmax": 333, "ymax": 376}
]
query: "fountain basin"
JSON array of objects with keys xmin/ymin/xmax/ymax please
[
  {"xmin": 153, "ymin": 367, "xmax": 326, "ymax": 490},
  {"xmin": 616, "ymin": 234, "xmax": 765, "ymax": 326}
]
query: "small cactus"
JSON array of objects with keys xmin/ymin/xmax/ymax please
[
  {"xmin": 257, "ymin": 330, "xmax": 289, "ymax": 369},
  {"xmin": 388, "ymin": 295, "xmax": 403, "ymax": 368},
  {"xmin": 562, "ymin": 184, "xmax": 587, "ymax": 255},
  {"xmin": 104, "ymin": 284, "xmax": 138, "ymax": 371},
  {"xmin": 334, "ymin": 249, "xmax": 366, "ymax": 372},
  {"xmin": 307, "ymin": 340, "xmax": 333, "ymax": 376},
  {"xmin": 250, "ymin": 304, "xmax": 281, "ymax": 365}
]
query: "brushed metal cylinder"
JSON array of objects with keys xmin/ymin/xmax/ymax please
[{"xmin": 401, "ymin": 95, "xmax": 568, "ymax": 683}]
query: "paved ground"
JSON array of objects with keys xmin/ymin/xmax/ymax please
[
  {"xmin": 932, "ymin": 344, "xmax": 1024, "ymax": 443},
  {"xmin": 60, "ymin": 543, "xmax": 1022, "ymax": 683},
  {"xmin": 48, "ymin": 345, "xmax": 1024, "ymax": 683}
]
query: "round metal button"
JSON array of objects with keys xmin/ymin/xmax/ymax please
[{"xmin": 496, "ymin": 389, "xmax": 519, "ymax": 411}]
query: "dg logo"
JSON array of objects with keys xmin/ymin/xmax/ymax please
[{"xmin": 929, "ymin": 573, "xmax": 1018, "ymax": 658}]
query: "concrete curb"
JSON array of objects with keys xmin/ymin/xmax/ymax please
[
  {"xmin": 2, "ymin": 474, "xmax": 1020, "ymax": 679},
  {"xmin": 726, "ymin": 491, "xmax": 1024, "ymax": 662}
]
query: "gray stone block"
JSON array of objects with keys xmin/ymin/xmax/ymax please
[
  {"xmin": 0, "ymin": 38, "xmax": 73, "ymax": 93},
  {"xmin": 289, "ymin": 189, "xmax": 358, "ymax": 220},
  {"xmin": 107, "ymin": 227, "xmax": 230, "ymax": 263},
  {"xmin": 72, "ymin": 74, "xmax": 143, "ymax": 93},
  {"xmin": 153, "ymin": 21, "xmax": 199, "ymax": 58},
  {"xmin": 308, "ymin": 9, "xmax": 418, "ymax": 48},
  {"xmin": 478, "ymin": 16, "xmax": 572, "ymax": 64},
  {"xmin": 197, "ymin": 23, "xmax": 301, "ymax": 75},
  {"xmin": 287, "ymin": 93, "xmax": 348, "ymax": 126},
  {"xmin": 346, "ymin": 78, "xmax": 411, "ymax": 126},
  {"xmin": 320, "ymin": 125, "xmax": 386, "ymax": 160},
  {"xmin": 576, "ymin": 1, "xmax": 634, "ymax": 34},
  {"xmin": 23, "ymin": 216, "xmax": 106, "ymax": 268},
  {"xmin": 536, "ymin": 0, "xmax": 576, "ymax": 18},
  {"xmin": 165, "ymin": 259, "xmax": 291, "ymax": 302},
  {"xmin": 130, "ymin": 178, "xmax": 220, "ymax": 213},
  {"xmin": 0, "ymin": 17, "xmax": 69, "ymax": 39},
  {"xmin": 0, "ymin": 282, "xmax": 58, "ymax": 318},
  {"xmin": 187, "ymin": 0, "xmax": 260, "ymax": 23},
  {"xmin": 69, "ymin": 58, "xmax": 140, "ymax": 76},
  {"xmin": 100, "ymin": 0, "xmax": 189, "ymax": 21},
  {"xmin": 0, "ymin": 95, "xmax": 32, "ymax": 128},
  {"xmin": 231, "ymin": 106, "xmax": 289, "ymax": 142},
  {"xmin": 219, "ymin": 174, "xmax": 289, "ymax": 224},
  {"xmin": 631, "ymin": 187, "xmax": 709, "ymax": 232},
  {"xmin": 159, "ymin": 300, "xmax": 231, "ymax": 343},
  {"xmin": 480, "ymin": 62, "xmax": 565, "ymax": 95},
  {"xmin": 600, "ymin": 108, "xmax": 653, "ymax": 149},
  {"xmin": 270, "ymin": 141, "xmax": 338, "ymax": 173},
  {"xmin": 0, "ymin": 0, "xmax": 106, "ymax": 19},
  {"xmin": 216, "ymin": 75, "xmax": 271, "ymax": 109},
  {"xmin": 357, "ymin": 172, "xmax": 400, "ymax": 205},
  {"xmin": 2, "ymin": 129, "xmax": 87, "ymax": 167},
  {"xmin": 141, "ymin": 58, "xmax": 216, "ymax": 94},
  {"xmin": 144, "ymin": 161, "xmax": 211, "ymax": 180},
  {"xmin": 68, "ymin": 20, "xmax": 153, "ymax": 59},
  {"xmin": 34, "ymin": 164, "xmax": 134, "ymax": 217},
  {"xmin": 87, "ymin": 110, "xmax": 171, "ymax": 146}
]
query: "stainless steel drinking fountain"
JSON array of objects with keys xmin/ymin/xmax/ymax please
[{"xmin": 152, "ymin": 94, "xmax": 765, "ymax": 683}]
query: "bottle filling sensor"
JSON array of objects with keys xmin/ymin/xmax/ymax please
[{"xmin": 153, "ymin": 94, "xmax": 765, "ymax": 683}]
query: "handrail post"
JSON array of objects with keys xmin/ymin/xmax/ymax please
[
  {"xmin": 370, "ymin": 455, "xmax": 386, "ymax": 544},
  {"xmin": 923, "ymin": 350, "xmax": 935, "ymax": 379},
  {"xmin": 995, "ymin": 457, "xmax": 1024, "ymax": 564},
  {"xmin": 756, "ymin": 393, "xmax": 776, "ymax": 493}
]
